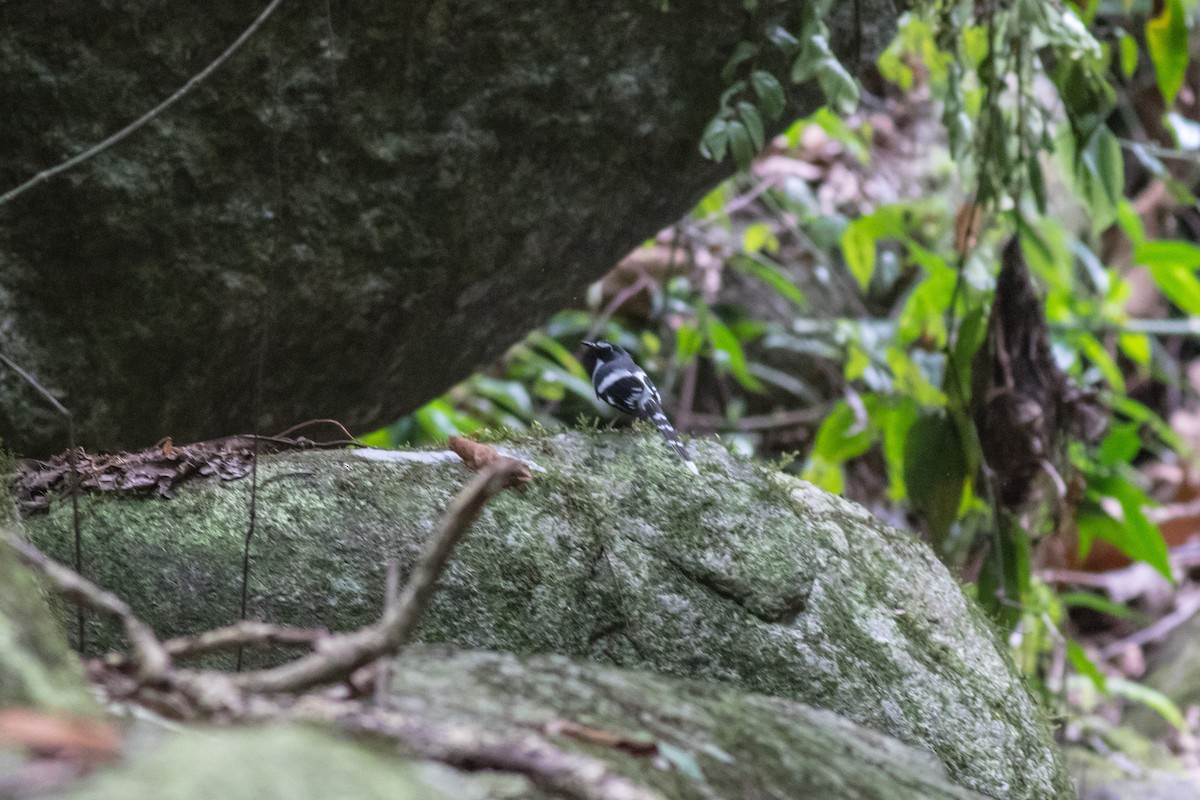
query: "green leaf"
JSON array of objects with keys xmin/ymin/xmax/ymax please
[
  {"xmin": 841, "ymin": 219, "xmax": 877, "ymax": 290},
  {"xmin": 1082, "ymin": 476, "xmax": 1171, "ymax": 580},
  {"xmin": 897, "ymin": 261, "xmax": 956, "ymax": 349},
  {"xmin": 791, "ymin": 33, "xmax": 832, "ymax": 83},
  {"xmin": 840, "ymin": 207, "xmax": 907, "ymax": 292},
  {"xmin": 1089, "ymin": 127, "xmax": 1125, "ymax": 208},
  {"xmin": 767, "ymin": 25, "xmax": 801, "ymax": 54},
  {"xmin": 1116, "ymin": 199, "xmax": 1145, "ymax": 245},
  {"xmin": 751, "ymin": 70, "xmax": 786, "ymax": 119},
  {"xmin": 801, "ymin": 455, "xmax": 844, "ymax": 494},
  {"xmin": 528, "ymin": 332, "xmax": 588, "ymax": 379},
  {"xmin": 699, "ymin": 116, "xmax": 729, "ymax": 162},
  {"xmin": 471, "ymin": 376, "xmax": 533, "ymax": 416},
  {"xmin": 739, "ymin": 256, "xmax": 806, "ymax": 307},
  {"xmin": 1135, "ymin": 239, "xmax": 1200, "ymax": 267},
  {"xmin": 1146, "ymin": 0, "xmax": 1189, "ymax": 107},
  {"xmin": 1135, "ymin": 240, "xmax": 1200, "ymax": 315},
  {"xmin": 415, "ymin": 399, "xmax": 478, "ymax": 441},
  {"xmin": 1118, "ymin": 31, "xmax": 1138, "ymax": 79},
  {"xmin": 809, "ymin": 399, "xmax": 875, "ymax": 463},
  {"xmin": 844, "ymin": 342, "xmax": 870, "ymax": 382},
  {"xmin": 1028, "ymin": 156, "xmax": 1047, "ymax": 214},
  {"xmin": 736, "ymin": 102, "xmax": 766, "ymax": 151},
  {"xmin": 950, "ymin": 307, "xmax": 988, "ymax": 397},
  {"xmin": 741, "ymin": 223, "xmax": 777, "ymax": 254},
  {"xmin": 886, "ymin": 347, "xmax": 946, "ymax": 406},
  {"xmin": 1054, "ymin": 126, "xmax": 1123, "ymax": 232},
  {"xmin": 1118, "ymin": 332, "xmax": 1151, "ymax": 366},
  {"xmin": 1067, "ymin": 641, "xmax": 1107, "ymax": 693},
  {"xmin": 1096, "ymin": 422, "xmax": 1141, "ymax": 467},
  {"xmin": 706, "ymin": 317, "xmax": 765, "ymax": 392},
  {"xmin": 734, "ymin": 255, "xmax": 806, "ymax": 307},
  {"xmin": 358, "ymin": 427, "xmax": 394, "ymax": 448},
  {"xmin": 1074, "ymin": 331, "xmax": 1125, "ymax": 393},
  {"xmin": 882, "ymin": 397, "xmax": 919, "ymax": 501},
  {"xmin": 1110, "ymin": 395, "xmax": 1186, "ymax": 453},
  {"xmin": 1108, "ymin": 677, "xmax": 1186, "ymax": 730},
  {"xmin": 1059, "ymin": 592, "xmax": 1143, "ymax": 621},
  {"xmin": 722, "ymin": 41, "xmax": 760, "ymax": 82},
  {"xmin": 726, "ymin": 119, "xmax": 754, "ymax": 167},
  {"xmin": 817, "ymin": 58, "xmax": 860, "ymax": 115},
  {"xmin": 675, "ymin": 324, "xmax": 705, "ymax": 361},
  {"xmin": 904, "ymin": 409, "xmax": 967, "ymax": 545}
]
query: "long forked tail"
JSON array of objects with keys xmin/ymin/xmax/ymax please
[{"xmin": 643, "ymin": 400, "xmax": 700, "ymax": 475}]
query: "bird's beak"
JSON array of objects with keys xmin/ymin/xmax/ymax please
[{"xmin": 581, "ymin": 341, "xmax": 597, "ymax": 349}]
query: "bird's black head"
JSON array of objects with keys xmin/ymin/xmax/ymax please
[{"xmin": 581, "ymin": 340, "xmax": 626, "ymax": 373}]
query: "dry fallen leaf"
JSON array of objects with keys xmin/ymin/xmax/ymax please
[
  {"xmin": 447, "ymin": 436, "xmax": 532, "ymax": 491},
  {"xmin": 0, "ymin": 708, "xmax": 121, "ymax": 765},
  {"xmin": 447, "ymin": 436, "xmax": 497, "ymax": 471}
]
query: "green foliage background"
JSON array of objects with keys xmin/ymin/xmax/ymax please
[{"xmin": 367, "ymin": 0, "xmax": 1200, "ymax": 730}]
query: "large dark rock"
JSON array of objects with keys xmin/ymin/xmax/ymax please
[
  {"xmin": 0, "ymin": 0, "xmax": 899, "ymax": 455},
  {"xmin": 25, "ymin": 431, "xmax": 1073, "ymax": 798}
]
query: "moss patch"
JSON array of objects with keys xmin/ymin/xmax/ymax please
[
  {"xmin": 0, "ymin": 494, "xmax": 94, "ymax": 712},
  {"xmin": 63, "ymin": 724, "xmax": 519, "ymax": 800}
]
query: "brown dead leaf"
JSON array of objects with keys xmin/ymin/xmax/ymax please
[
  {"xmin": 448, "ymin": 437, "xmax": 532, "ymax": 491},
  {"xmin": 954, "ymin": 203, "xmax": 985, "ymax": 256},
  {"xmin": 0, "ymin": 709, "xmax": 121, "ymax": 765},
  {"xmin": 447, "ymin": 436, "xmax": 497, "ymax": 471},
  {"xmin": 545, "ymin": 719, "xmax": 658, "ymax": 757}
]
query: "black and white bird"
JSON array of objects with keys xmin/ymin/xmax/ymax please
[{"xmin": 581, "ymin": 340, "xmax": 699, "ymax": 475}]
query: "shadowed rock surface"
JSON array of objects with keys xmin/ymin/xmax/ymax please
[
  {"xmin": 0, "ymin": 0, "xmax": 899, "ymax": 455},
  {"xmin": 24, "ymin": 431, "xmax": 1073, "ymax": 798}
]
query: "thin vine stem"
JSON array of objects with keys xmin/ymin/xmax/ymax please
[{"xmin": 0, "ymin": 0, "xmax": 285, "ymax": 208}]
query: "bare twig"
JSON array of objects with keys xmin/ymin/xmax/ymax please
[
  {"xmin": 273, "ymin": 418, "xmax": 359, "ymax": 443},
  {"xmin": 0, "ymin": 0, "xmax": 286, "ymax": 208},
  {"xmin": 685, "ymin": 407, "xmax": 827, "ymax": 433},
  {"xmin": 232, "ymin": 457, "xmax": 527, "ymax": 694},
  {"xmin": 1118, "ymin": 137, "xmax": 1200, "ymax": 164},
  {"xmin": 583, "ymin": 272, "xmax": 656, "ymax": 345},
  {"xmin": 374, "ymin": 558, "xmax": 401, "ymax": 706},
  {"xmin": 236, "ymin": 326, "xmax": 268, "ymax": 673},
  {"xmin": 1100, "ymin": 591, "xmax": 1200, "ymax": 661},
  {"xmin": 675, "ymin": 360, "xmax": 699, "ymax": 434},
  {"xmin": 6, "ymin": 536, "xmax": 169, "ymax": 683},
  {"xmin": 103, "ymin": 621, "xmax": 328, "ymax": 670}
]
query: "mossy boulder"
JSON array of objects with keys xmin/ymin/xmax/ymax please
[
  {"xmin": 62, "ymin": 725, "xmax": 462, "ymax": 800},
  {"xmin": 369, "ymin": 646, "xmax": 994, "ymax": 799},
  {"xmin": 54, "ymin": 647, "xmax": 1001, "ymax": 800},
  {"xmin": 0, "ymin": 500, "xmax": 94, "ymax": 712},
  {"xmin": 25, "ymin": 431, "xmax": 1072, "ymax": 798}
]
